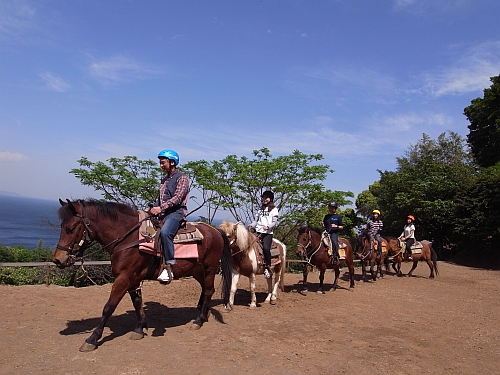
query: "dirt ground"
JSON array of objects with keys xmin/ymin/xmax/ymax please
[{"xmin": 0, "ymin": 261, "xmax": 499, "ymax": 375}]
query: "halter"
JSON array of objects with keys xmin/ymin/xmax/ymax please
[
  {"xmin": 55, "ymin": 202, "xmax": 94, "ymax": 266},
  {"xmin": 296, "ymin": 229, "xmax": 322, "ymax": 265}
]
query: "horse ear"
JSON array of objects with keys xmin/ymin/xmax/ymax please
[
  {"xmin": 67, "ymin": 200, "xmax": 81, "ymax": 215},
  {"xmin": 59, "ymin": 198, "xmax": 67, "ymax": 206}
]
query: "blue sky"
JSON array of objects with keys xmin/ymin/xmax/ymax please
[{"xmin": 1, "ymin": 0, "xmax": 499, "ymax": 210}]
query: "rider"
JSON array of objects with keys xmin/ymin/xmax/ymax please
[
  {"xmin": 399, "ymin": 215, "xmax": 416, "ymax": 260},
  {"xmin": 321, "ymin": 202, "xmax": 344, "ymax": 261},
  {"xmin": 248, "ymin": 190, "xmax": 279, "ymax": 279},
  {"xmin": 364, "ymin": 209, "xmax": 383, "ymax": 259},
  {"xmin": 149, "ymin": 149, "xmax": 189, "ymax": 284}
]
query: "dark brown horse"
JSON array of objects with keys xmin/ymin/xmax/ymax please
[
  {"xmin": 355, "ymin": 230, "xmax": 389, "ymax": 282},
  {"xmin": 384, "ymin": 236, "xmax": 439, "ymax": 278},
  {"xmin": 296, "ymin": 226, "xmax": 355, "ymax": 294},
  {"xmin": 52, "ymin": 199, "xmax": 232, "ymax": 352}
]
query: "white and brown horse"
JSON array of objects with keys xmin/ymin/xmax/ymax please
[{"xmin": 219, "ymin": 221, "xmax": 286, "ymax": 309}]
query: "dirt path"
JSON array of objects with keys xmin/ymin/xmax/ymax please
[{"xmin": 0, "ymin": 262, "xmax": 499, "ymax": 375}]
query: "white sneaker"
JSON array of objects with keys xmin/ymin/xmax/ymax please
[
  {"xmin": 157, "ymin": 269, "xmax": 170, "ymax": 283},
  {"xmin": 264, "ymin": 268, "xmax": 271, "ymax": 279}
]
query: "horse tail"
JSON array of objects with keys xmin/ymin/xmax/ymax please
[
  {"xmin": 217, "ymin": 228, "xmax": 233, "ymax": 306},
  {"xmin": 280, "ymin": 242, "xmax": 287, "ymax": 291},
  {"xmin": 429, "ymin": 243, "xmax": 439, "ymax": 277}
]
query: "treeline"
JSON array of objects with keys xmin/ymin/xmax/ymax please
[{"xmin": 357, "ymin": 76, "xmax": 500, "ymax": 268}]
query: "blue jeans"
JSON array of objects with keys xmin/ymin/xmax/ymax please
[
  {"xmin": 160, "ymin": 216, "xmax": 181, "ymax": 265},
  {"xmin": 329, "ymin": 232, "xmax": 339, "ymax": 257}
]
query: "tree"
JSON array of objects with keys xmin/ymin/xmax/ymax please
[
  {"xmin": 355, "ymin": 182, "xmax": 380, "ymax": 218},
  {"xmin": 464, "ymin": 75, "xmax": 500, "ymax": 168},
  {"xmin": 183, "ymin": 148, "xmax": 354, "ymax": 243},
  {"xmin": 70, "ymin": 156, "xmax": 162, "ymax": 209},
  {"xmin": 374, "ymin": 132, "xmax": 475, "ymax": 252}
]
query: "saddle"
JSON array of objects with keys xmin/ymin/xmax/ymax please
[
  {"xmin": 138, "ymin": 211, "xmax": 203, "ymax": 258},
  {"xmin": 254, "ymin": 237, "xmax": 283, "ymax": 267},
  {"xmin": 371, "ymin": 239, "xmax": 387, "ymax": 254},
  {"xmin": 321, "ymin": 232, "xmax": 347, "ymax": 260},
  {"xmin": 397, "ymin": 238, "xmax": 423, "ymax": 255}
]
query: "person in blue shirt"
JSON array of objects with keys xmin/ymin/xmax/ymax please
[{"xmin": 320, "ymin": 202, "xmax": 344, "ymax": 261}]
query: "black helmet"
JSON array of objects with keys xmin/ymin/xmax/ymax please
[
  {"xmin": 261, "ymin": 190, "xmax": 274, "ymax": 201},
  {"xmin": 328, "ymin": 201, "xmax": 338, "ymax": 208}
]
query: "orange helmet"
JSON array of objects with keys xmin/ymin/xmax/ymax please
[{"xmin": 407, "ymin": 215, "xmax": 415, "ymax": 221}]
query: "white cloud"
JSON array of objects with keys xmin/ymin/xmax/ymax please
[
  {"xmin": 0, "ymin": 151, "xmax": 29, "ymax": 161},
  {"xmin": 0, "ymin": 1, "xmax": 36, "ymax": 41},
  {"xmin": 393, "ymin": 0, "xmax": 471, "ymax": 13},
  {"xmin": 87, "ymin": 55, "xmax": 164, "ymax": 85},
  {"xmin": 421, "ymin": 41, "xmax": 500, "ymax": 97},
  {"xmin": 381, "ymin": 112, "xmax": 453, "ymax": 131},
  {"xmin": 39, "ymin": 72, "xmax": 71, "ymax": 92}
]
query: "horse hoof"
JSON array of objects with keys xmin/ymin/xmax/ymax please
[
  {"xmin": 79, "ymin": 342, "xmax": 97, "ymax": 352},
  {"xmin": 190, "ymin": 323, "xmax": 202, "ymax": 331},
  {"xmin": 300, "ymin": 290, "xmax": 308, "ymax": 296},
  {"xmin": 129, "ymin": 331, "xmax": 145, "ymax": 341},
  {"xmin": 249, "ymin": 304, "xmax": 257, "ymax": 309},
  {"xmin": 317, "ymin": 289, "xmax": 325, "ymax": 294},
  {"xmin": 269, "ymin": 299, "xmax": 276, "ymax": 305}
]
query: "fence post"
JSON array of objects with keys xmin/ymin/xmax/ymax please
[{"xmin": 45, "ymin": 263, "xmax": 51, "ymax": 286}]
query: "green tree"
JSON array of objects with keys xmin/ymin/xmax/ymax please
[
  {"xmin": 70, "ymin": 156, "xmax": 162, "ymax": 209},
  {"xmin": 375, "ymin": 132, "xmax": 475, "ymax": 252},
  {"xmin": 183, "ymin": 148, "xmax": 354, "ymax": 243},
  {"xmin": 355, "ymin": 182, "xmax": 380, "ymax": 218},
  {"xmin": 464, "ymin": 75, "xmax": 500, "ymax": 168}
]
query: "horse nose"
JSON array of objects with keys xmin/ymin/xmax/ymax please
[{"xmin": 52, "ymin": 258, "xmax": 64, "ymax": 269}]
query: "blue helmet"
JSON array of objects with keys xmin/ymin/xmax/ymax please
[{"xmin": 157, "ymin": 149, "xmax": 179, "ymax": 165}]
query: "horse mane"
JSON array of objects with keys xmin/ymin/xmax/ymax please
[
  {"xmin": 219, "ymin": 220, "xmax": 256, "ymax": 253},
  {"xmin": 297, "ymin": 225, "xmax": 323, "ymax": 236},
  {"xmin": 58, "ymin": 199, "xmax": 136, "ymax": 222}
]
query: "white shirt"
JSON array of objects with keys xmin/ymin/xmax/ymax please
[
  {"xmin": 251, "ymin": 206, "xmax": 279, "ymax": 234},
  {"xmin": 403, "ymin": 224, "xmax": 415, "ymax": 239}
]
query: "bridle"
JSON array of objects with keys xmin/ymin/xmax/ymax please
[
  {"xmin": 55, "ymin": 202, "xmax": 94, "ymax": 266},
  {"xmin": 296, "ymin": 229, "xmax": 322, "ymax": 263},
  {"xmin": 55, "ymin": 201, "xmax": 150, "ymax": 266}
]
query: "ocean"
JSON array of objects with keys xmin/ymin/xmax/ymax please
[{"xmin": 0, "ymin": 194, "xmax": 61, "ymax": 248}]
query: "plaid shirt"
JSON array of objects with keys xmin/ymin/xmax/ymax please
[{"xmin": 158, "ymin": 169, "xmax": 189, "ymax": 215}]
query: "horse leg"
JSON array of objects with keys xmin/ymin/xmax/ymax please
[
  {"xmin": 191, "ymin": 267, "xmax": 216, "ymax": 329},
  {"xmin": 300, "ymin": 265, "xmax": 311, "ymax": 295},
  {"xmin": 425, "ymin": 255, "xmax": 435, "ymax": 279},
  {"xmin": 347, "ymin": 260, "xmax": 355, "ymax": 289},
  {"xmin": 317, "ymin": 266, "xmax": 326, "ymax": 294},
  {"xmin": 406, "ymin": 258, "xmax": 418, "ymax": 277},
  {"xmin": 361, "ymin": 261, "xmax": 367, "ymax": 282},
  {"xmin": 264, "ymin": 272, "xmax": 274, "ymax": 304},
  {"xmin": 370, "ymin": 259, "xmax": 376, "ymax": 281},
  {"xmin": 249, "ymin": 273, "xmax": 257, "ymax": 308},
  {"xmin": 331, "ymin": 266, "xmax": 340, "ymax": 291},
  {"xmin": 80, "ymin": 278, "xmax": 129, "ymax": 352},
  {"xmin": 268, "ymin": 265, "xmax": 280, "ymax": 305},
  {"xmin": 128, "ymin": 286, "xmax": 148, "ymax": 340},
  {"xmin": 225, "ymin": 272, "xmax": 240, "ymax": 311}
]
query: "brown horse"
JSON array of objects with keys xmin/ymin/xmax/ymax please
[
  {"xmin": 52, "ymin": 199, "xmax": 232, "ymax": 352},
  {"xmin": 355, "ymin": 230, "xmax": 389, "ymax": 282},
  {"xmin": 295, "ymin": 226, "xmax": 355, "ymax": 294},
  {"xmin": 384, "ymin": 236, "xmax": 439, "ymax": 278},
  {"xmin": 218, "ymin": 221, "xmax": 286, "ymax": 308}
]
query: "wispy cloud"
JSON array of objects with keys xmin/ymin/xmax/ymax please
[
  {"xmin": 393, "ymin": 0, "xmax": 471, "ymax": 14},
  {"xmin": 87, "ymin": 55, "xmax": 164, "ymax": 86},
  {"xmin": 421, "ymin": 41, "xmax": 500, "ymax": 97},
  {"xmin": 379, "ymin": 112, "xmax": 453, "ymax": 132},
  {"xmin": 39, "ymin": 72, "xmax": 71, "ymax": 92},
  {"xmin": 0, "ymin": 151, "xmax": 29, "ymax": 161},
  {"xmin": 0, "ymin": 0, "xmax": 37, "ymax": 41}
]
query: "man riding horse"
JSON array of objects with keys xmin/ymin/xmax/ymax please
[{"xmin": 149, "ymin": 149, "xmax": 189, "ymax": 284}]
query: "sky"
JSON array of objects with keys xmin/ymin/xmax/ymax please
[{"xmin": 1, "ymin": 0, "xmax": 500, "ymax": 210}]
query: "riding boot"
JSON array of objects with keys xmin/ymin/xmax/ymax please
[{"xmin": 376, "ymin": 248, "xmax": 382, "ymax": 260}]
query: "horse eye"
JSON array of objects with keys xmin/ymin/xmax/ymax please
[{"xmin": 66, "ymin": 227, "xmax": 75, "ymax": 234}]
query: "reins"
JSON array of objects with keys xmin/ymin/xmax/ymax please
[{"xmin": 297, "ymin": 230, "xmax": 323, "ymax": 265}]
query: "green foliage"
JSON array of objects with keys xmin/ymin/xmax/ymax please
[
  {"xmin": 0, "ymin": 245, "xmax": 54, "ymax": 262},
  {"xmin": 374, "ymin": 132, "xmax": 475, "ymax": 249},
  {"xmin": 464, "ymin": 75, "xmax": 500, "ymax": 168},
  {"xmin": 70, "ymin": 156, "xmax": 162, "ymax": 209},
  {"xmin": 355, "ymin": 182, "xmax": 380, "ymax": 218},
  {"xmin": 183, "ymin": 148, "xmax": 354, "ymax": 244}
]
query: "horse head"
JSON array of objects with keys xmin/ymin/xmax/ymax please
[
  {"xmin": 52, "ymin": 199, "xmax": 94, "ymax": 268},
  {"xmin": 295, "ymin": 225, "xmax": 312, "ymax": 259},
  {"xmin": 218, "ymin": 220, "xmax": 253, "ymax": 254},
  {"xmin": 355, "ymin": 230, "xmax": 371, "ymax": 256}
]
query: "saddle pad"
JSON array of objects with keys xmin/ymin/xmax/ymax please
[
  {"xmin": 174, "ymin": 243, "xmax": 199, "ymax": 258},
  {"xmin": 411, "ymin": 241, "xmax": 423, "ymax": 250},
  {"xmin": 338, "ymin": 248, "xmax": 346, "ymax": 260}
]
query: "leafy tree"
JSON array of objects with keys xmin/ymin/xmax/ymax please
[
  {"xmin": 374, "ymin": 132, "xmax": 475, "ymax": 252},
  {"xmin": 70, "ymin": 156, "xmax": 162, "ymax": 209},
  {"xmin": 183, "ymin": 148, "xmax": 354, "ymax": 243},
  {"xmin": 464, "ymin": 75, "xmax": 500, "ymax": 168},
  {"xmin": 355, "ymin": 182, "xmax": 380, "ymax": 218}
]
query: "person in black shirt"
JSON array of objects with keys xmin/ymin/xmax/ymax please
[{"xmin": 321, "ymin": 202, "xmax": 344, "ymax": 261}]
